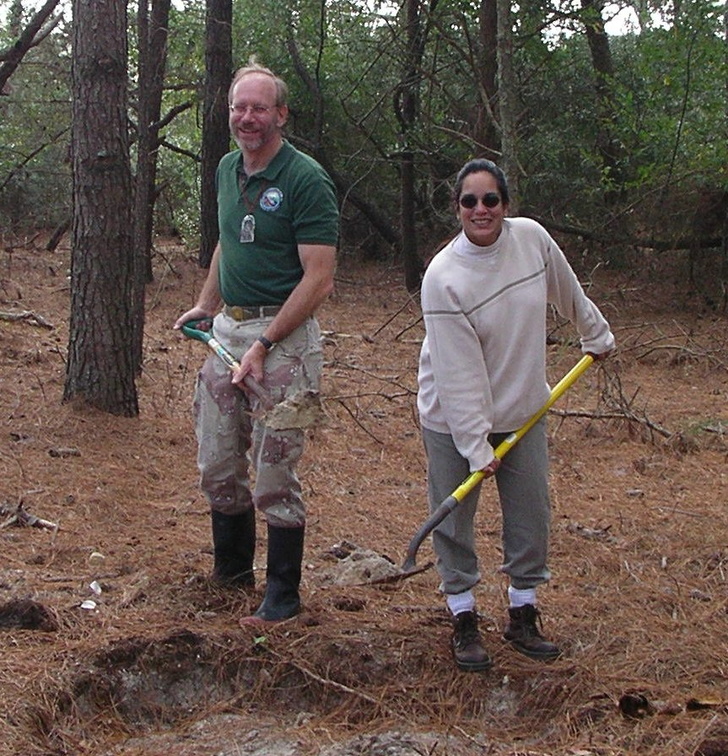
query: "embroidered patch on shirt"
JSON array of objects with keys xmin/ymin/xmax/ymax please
[{"xmin": 260, "ymin": 187, "xmax": 283, "ymax": 212}]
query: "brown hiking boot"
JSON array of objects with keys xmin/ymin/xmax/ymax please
[
  {"xmin": 503, "ymin": 604, "xmax": 561, "ymax": 661},
  {"xmin": 451, "ymin": 610, "xmax": 493, "ymax": 671}
]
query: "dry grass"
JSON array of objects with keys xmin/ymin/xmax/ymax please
[{"xmin": 0, "ymin": 235, "xmax": 727, "ymax": 755}]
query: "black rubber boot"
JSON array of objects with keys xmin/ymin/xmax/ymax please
[
  {"xmin": 250, "ymin": 524, "xmax": 304, "ymax": 622},
  {"xmin": 210, "ymin": 509, "xmax": 256, "ymax": 587}
]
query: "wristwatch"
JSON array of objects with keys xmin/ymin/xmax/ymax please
[{"xmin": 257, "ymin": 335, "xmax": 275, "ymax": 352}]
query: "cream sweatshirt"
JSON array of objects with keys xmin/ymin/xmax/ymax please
[{"xmin": 417, "ymin": 217, "xmax": 615, "ymax": 472}]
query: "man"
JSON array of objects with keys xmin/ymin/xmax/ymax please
[{"xmin": 174, "ymin": 60, "xmax": 339, "ymax": 625}]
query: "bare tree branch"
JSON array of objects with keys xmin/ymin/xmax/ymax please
[
  {"xmin": 527, "ymin": 213, "xmax": 723, "ymax": 253},
  {"xmin": 159, "ymin": 138, "xmax": 199, "ymax": 161},
  {"xmin": 0, "ymin": 310, "xmax": 54, "ymax": 328},
  {"xmin": 153, "ymin": 100, "xmax": 194, "ymax": 131},
  {"xmin": 0, "ymin": 128, "xmax": 69, "ymax": 193},
  {"xmin": 0, "ymin": 0, "xmax": 63, "ymax": 93}
]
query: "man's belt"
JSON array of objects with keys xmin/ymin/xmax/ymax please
[{"xmin": 223, "ymin": 304, "xmax": 282, "ymax": 321}]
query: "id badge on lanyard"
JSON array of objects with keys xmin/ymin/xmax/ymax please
[{"xmin": 240, "ymin": 214, "xmax": 255, "ymax": 243}]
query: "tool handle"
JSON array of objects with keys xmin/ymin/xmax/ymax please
[
  {"xmin": 401, "ymin": 354, "xmax": 595, "ymax": 572},
  {"xmin": 491, "ymin": 353, "xmax": 594, "ymax": 463},
  {"xmin": 181, "ymin": 318, "xmax": 274, "ymax": 410},
  {"xmin": 448, "ymin": 353, "xmax": 595, "ymax": 506},
  {"xmin": 401, "ymin": 494, "xmax": 459, "ymax": 573}
]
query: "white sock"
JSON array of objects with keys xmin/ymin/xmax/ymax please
[
  {"xmin": 508, "ymin": 586, "xmax": 537, "ymax": 608},
  {"xmin": 446, "ymin": 590, "xmax": 476, "ymax": 616}
]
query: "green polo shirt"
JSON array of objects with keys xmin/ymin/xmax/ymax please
[{"xmin": 216, "ymin": 140, "xmax": 339, "ymax": 306}]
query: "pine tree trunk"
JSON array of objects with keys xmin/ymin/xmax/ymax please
[
  {"xmin": 65, "ymin": 0, "xmax": 137, "ymax": 416},
  {"xmin": 199, "ymin": 0, "xmax": 232, "ymax": 269},
  {"xmin": 131, "ymin": 0, "xmax": 171, "ymax": 374},
  {"xmin": 476, "ymin": 0, "xmax": 501, "ymax": 157},
  {"xmin": 496, "ymin": 0, "xmax": 520, "ymax": 209},
  {"xmin": 581, "ymin": 0, "xmax": 627, "ymax": 201}
]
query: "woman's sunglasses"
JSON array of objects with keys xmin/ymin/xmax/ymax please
[{"xmin": 459, "ymin": 192, "xmax": 501, "ymax": 209}]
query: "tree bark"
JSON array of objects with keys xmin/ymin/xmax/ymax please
[
  {"xmin": 132, "ymin": 0, "xmax": 171, "ymax": 374},
  {"xmin": 65, "ymin": 0, "xmax": 137, "ymax": 416},
  {"xmin": 475, "ymin": 0, "xmax": 500, "ymax": 157},
  {"xmin": 496, "ymin": 0, "xmax": 519, "ymax": 208},
  {"xmin": 198, "ymin": 0, "xmax": 232, "ymax": 269},
  {"xmin": 396, "ymin": 0, "xmax": 434, "ymax": 293},
  {"xmin": 580, "ymin": 0, "xmax": 627, "ymax": 201}
]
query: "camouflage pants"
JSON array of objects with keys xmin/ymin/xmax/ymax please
[{"xmin": 193, "ymin": 311, "xmax": 322, "ymax": 528}]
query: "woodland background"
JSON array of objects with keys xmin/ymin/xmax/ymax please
[
  {"xmin": 1, "ymin": 2, "xmax": 727, "ymax": 755},
  {"xmin": 1, "ymin": 1, "xmax": 727, "ymax": 420}
]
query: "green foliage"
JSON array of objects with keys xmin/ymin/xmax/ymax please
[
  {"xmin": 0, "ymin": 13, "xmax": 72, "ymax": 233},
  {"xmin": 508, "ymin": 4, "xmax": 727, "ymax": 233},
  {"xmin": 1, "ymin": 0, "xmax": 726, "ymax": 273},
  {"xmin": 143, "ymin": 2, "xmax": 207, "ymax": 242}
]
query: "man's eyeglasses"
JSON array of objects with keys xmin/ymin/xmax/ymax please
[
  {"xmin": 459, "ymin": 192, "xmax": 501, "ymax": 209},
  {"xmin": 229, "ymin": 103, "xmax": 275, "ymax": 116}
]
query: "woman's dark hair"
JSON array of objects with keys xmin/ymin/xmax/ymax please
[{"xmin": 453, "ymin": 159, "xmax": 510, "ymax": 205}]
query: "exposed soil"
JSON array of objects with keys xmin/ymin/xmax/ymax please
[{"xmin": 1, "ymin": 235, "xmax": 727, "ymax": 756}]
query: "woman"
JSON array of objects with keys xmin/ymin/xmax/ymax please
[{"xmin": 417, "ymin": 159, "xmax": 614, "ymax": 671}]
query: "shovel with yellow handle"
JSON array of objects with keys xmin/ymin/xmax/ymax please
[{"xmin": 399, "ymin": 353, "xmax": 595, "ymax": 576}]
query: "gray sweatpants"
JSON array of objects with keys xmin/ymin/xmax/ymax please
[
  {"xmin": 193, "ymin": 311, "xmax": 323, "ymax": 528},
  {"xmin": 422, "ymin": 417, "xmax": 551, "ymax": 595}
]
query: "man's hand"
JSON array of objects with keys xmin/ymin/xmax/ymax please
[
  {"xmin": 173, "ymin": 306, "xmax": 214, "ymax": 331},
  {"xmin": 231, "ymin": 338, "xmax": 269, "ymax": 391}
]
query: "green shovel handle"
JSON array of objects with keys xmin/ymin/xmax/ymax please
[{"xmin": 181, "ymin": 318, "xmax": 274, "ymax": 410}]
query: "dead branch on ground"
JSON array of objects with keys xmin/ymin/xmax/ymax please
[
  {"xmin": 0, "ymin": 502, "xmax": 58, "ymax": 532},
  {"xmin": 0, "ymin": 310, "xmax": 54, "ymax": 329},
  {"xmin": 620, "ymin": 335, "xmax": 727, "ymax": 370},
  {"xmin": 552, "ymin": 365, "xmax": 682, "ymax": 446},
  {"xmin": 528, "ymin": 212, "xmax": 725, "ymax": 252},
  {"xmin": 265, "ymin": 646, "xmax": 391, "ymax": 713},
  {"xmin": 601, "ymin": 368, "xmax": 675, "ymax": 441},
  {"xmin": 330, "ymin": 398, "xmax": 384, "ymax": 444},
  {"xmin": 551, "ymin": 407, "xmax": 673, "ymax": 440},
  {"xmin": 369, "ymin": 292, "xmax": 420, "ymax": 339},
  {"xmin": 328, "ymin": 361, "xmax": 416, "ymax": 396}
]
